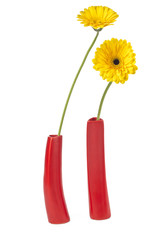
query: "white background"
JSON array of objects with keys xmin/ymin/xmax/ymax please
[{"xmin": 0, "ymin": 0, "xmax": 160, "ymax": 239}]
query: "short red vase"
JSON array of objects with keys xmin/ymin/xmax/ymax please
[
  {"xmin": 87, "ymin": 117, "xmax": 111, "ymax": 220},
  {"xmin": 43, "ymin": 135, "xmax": 70, "ymax": 224}
]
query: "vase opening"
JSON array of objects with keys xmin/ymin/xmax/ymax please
[
  {"xmin": 88, "ymin": 117, "xmax": 103, "ymax": 122},
  {"xmin": 49, "ymin": 135, "xmax": 62, "ymax": 138}
]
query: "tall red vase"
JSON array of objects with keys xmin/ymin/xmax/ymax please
[
  {"xmin": 43, "ymin": 135, "xmax": 70, "ymax": 224},
  {"xmin": 87, "ymin": 117, "xmax": 111, "ymax": 220}
]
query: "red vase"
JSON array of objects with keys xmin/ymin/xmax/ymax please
[
  {"xmin": 43, "ymin": 135, "xmax": 70, "ymax": 224},
  {"xmin": 87, "ymin": 117, "xmax": 111, "ymax": 220}
]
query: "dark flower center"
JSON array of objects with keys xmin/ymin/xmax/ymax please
[{"xmin": 113, "ymin": 59, "xmax": 120, "ymax": 65}]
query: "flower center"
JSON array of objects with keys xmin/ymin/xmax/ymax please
[{"xmin": 113, "ymin": 59, "xmax": 120, "ymax": 65}]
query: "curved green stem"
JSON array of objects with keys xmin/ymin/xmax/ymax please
[
  {"xmin": 58, "ymin": 31, "xmax": 100, "ymax": 136},
  {"xmin": 97, "ymin": 82, "xmax": 113, "ymax": 121}
]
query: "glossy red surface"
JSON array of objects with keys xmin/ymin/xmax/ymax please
[
  {"xmin": 44, "ymin": 135, "xmax": 70, "ymax": 224},
  {"xmin": 87, "ymin": 118, "xmax": 111, "ymax": 220}
]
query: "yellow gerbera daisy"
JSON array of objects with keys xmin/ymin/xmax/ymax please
[
  {"xmin": 93, "ymin": 38, "xmax": 138, "ymax": 84},
  {"xmin": 77, "ymin": 6, "xmax": 119, "ymax": 30}
]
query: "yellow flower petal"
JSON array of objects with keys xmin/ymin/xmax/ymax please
[
  {"xmin": 92, "ymin": 38, "xmax": 138, "ymax": 84},
  {"xmin": 77, "ymin": 6, "xmax": 119, "ymax": 29}
]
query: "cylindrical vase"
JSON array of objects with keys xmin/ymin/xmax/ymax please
[
  {"xmin": 44, "ymin": 135, "xmax": 70, "ymax": 224},
  {"xmin": 87, "ymin": 117, "xmax": 111, "ymax": 220}
]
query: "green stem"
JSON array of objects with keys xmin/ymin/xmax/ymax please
[
  {"xmin": 58, "ymin": 31, "xmax": 100, "ymax": 136},
  {"xmin": 97, "ymin": 82, "xmax": 113, "ymax": 121}
]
